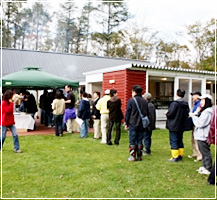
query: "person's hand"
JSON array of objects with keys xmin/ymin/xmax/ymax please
[
  {"xmin": 124, "ymin": 125, "xmax": 129, "ymax": 130},
  {"xmin": 92, "ymin": 115, "xmax": 96, "ymax": 119},
  {"xmin": 165, "ymin": 111, "xmax": 168, "ymax": 115},
  {"xmin": 189, "ymin": 112, "xmax": 195, "ymax": 118}
]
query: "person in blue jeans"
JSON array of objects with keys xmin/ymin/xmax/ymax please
[
  {"xmin": 78, "ymin": 92, "xmax": 90, "ymax": 138},
  {"xmin": 125, "ymin": 85, "xmax": 149, "ymax": 161},
  {"xmin": 1, "ymin": 90, "xmax": 22, "ymax": 153}
]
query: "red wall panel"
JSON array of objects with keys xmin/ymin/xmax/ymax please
[{"xmin": 103, "ymin": 69, "xmax": 146, "ymax": 116}]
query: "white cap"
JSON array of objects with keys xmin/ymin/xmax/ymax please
[
  {"xmin": 199, "ymin": 94, "xmax": 213, "ymax": 101},
  {"xmin": 104, "ymin": 89, "xmax": 110, "ymax": 95}
]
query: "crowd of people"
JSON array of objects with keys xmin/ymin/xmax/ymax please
[{"xmin": 0, "ymin": 84, "xmax": 216, "ymax": 185}]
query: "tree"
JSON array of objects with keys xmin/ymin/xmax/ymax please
[
  {"xmin": 31, "ymin": 2, "xmax": 51, "ymax": 50},
  {"xmin": 186, "ymin": 18, "xmax": 215, "ymax": 71},
  {"xmin": 55, "ymin": 2, "xmax": 77, "ymax": 53},
  {"xmin": 92, "ymin": 0, "xmax": 130, "ymax": 56}
]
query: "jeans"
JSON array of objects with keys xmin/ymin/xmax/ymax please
[
  {"xmin": 80, "ymin": 119, "xmax": 88, "ymax": 138},
  {"xmin": 54, "ymin": 114, "xmax": 63, "ymax": 136},
  {"xmin": 41, "ymin": 109, "xmax": 52, "ymax": 126},
  {"xmin": 169, "ymin": 131, "xmax": 184, "ymax": 149},
  {"xmin": 144, "ymin": 130, "xmax": 152, "ymax": 154},
  {"xmin": 198, "ymin": 140, "xmax": 212, "ymax": 171},
  {"xmin": 1, "ymin": 125, "xmax": 20, "ymax": 150},
  {"xmin": 129, "ymin": 126, "xmax": 145, "ymax": 146},
  {"xmin": 107, "ymin": 121, "xmax": 121, "ymax": 144}
]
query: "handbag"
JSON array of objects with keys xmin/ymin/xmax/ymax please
[{"xmin": 133, "ymin": 97, "xmax": 150, "ymax": 128}]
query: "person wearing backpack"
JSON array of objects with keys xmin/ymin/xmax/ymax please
[
  {"xmin": 125, "ymin": 85, "xmax": 149, "ymax": 162},
  {"xmin": 166, "ymin": 89, "xmax": 191, "ymax": 162}
]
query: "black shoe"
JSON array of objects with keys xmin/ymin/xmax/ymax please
[{"xmin": 107, "ymin": 142, "xmax": 113, "ymax": 145}]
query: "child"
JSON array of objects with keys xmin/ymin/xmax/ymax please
[
  {"xmin": 52, "ymin": 90, "xmax": 65, "ymax": 137},
  {"xmin": 78, "ymin": 92, "xmax": 90, "ymax": 138}
]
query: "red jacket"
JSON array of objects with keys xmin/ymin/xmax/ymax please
[
  {"xmin": 207, "ymin": 108, "xmax": 217, "ymax": 145},
  {"xmin": 1, "ymin": 100, "xmax": 15, "ymax": 126}
]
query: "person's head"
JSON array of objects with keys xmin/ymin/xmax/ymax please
[
  {"xmin": 104, "ymin": 89, "xmax": 110, "ymax": 96},
  {"xmin": 20, "ymin": 89, "xmax": 26, "ymax": 96},
  {"xmin": 55, "ymin": 90, "xmax": 63, "ymax": 99},
  {"xmin": 143, "ymin": 93, "xmax": 152, "ymax": 102},
  {"xmin": 176, "ymin": 89, "xmax": 185, "ymax": 98},
  {"xmin": 93, "ymin": 91, "xmax": 100, "ymax": 99},
  {"xmin": 87, "ymin": 93, "xmax": 92, "ymax": 98},
  {"xmin": 3, "ymin": 90, "xmax": 13, "ymax": 103},
  {"xmin": 82, "ymin": 92, "xmax": 88, "ymax": 98},
  {"xmin": 110, "ymin": 89, "xmax": 117, "ymax": 97},
  {"xmin": 65, "ymin": 85, "xmax": 72, "ymax": 93},
  {"xmin": 25, "ymin": 91, "xmax": 30, "ymax": 97},
  {"xmin": 43, "ymin": 90, "xmax": 48, "ymax": 95},
  {"xmin": 132, "ymin": 85, "xmax": 142, "ymax": 97},
  {"xmin": 199, "ymin": 94, "xmax": 212, "ymax": 111},
  {"xmin": 190, "ymin": 91, "xmax": 201, "ymax": 102}
]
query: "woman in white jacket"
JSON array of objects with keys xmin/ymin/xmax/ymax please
[{"xmin": 190, "ymin": 94, "xmax": 213, "ymax": 175}]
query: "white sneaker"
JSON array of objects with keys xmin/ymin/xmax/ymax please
[
  {"xmin": 196, "ymin": 166, "xmax": 206, "ymax": 172},
  {"xmin": 198, "ymin": 168, "xmax": 211, "ymax": 175},
  {"xmin": 100, "ymin": 141, "xmax": 106, "ymax": 144}
]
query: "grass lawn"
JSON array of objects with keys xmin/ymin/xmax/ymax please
[{"xmin": 1, "ymin": 128, "xmax": 216, "ymax": 198}]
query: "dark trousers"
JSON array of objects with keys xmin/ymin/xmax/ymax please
[
  {"xmin": 197, "ymin": 140, "xmax": 212, "ymax": 171},
  {"xmin": 144, "ymin": 130, "xmax": 152, "ymax": 154},
  {"xmin": 54, "ymin": 114, "xmax": 63, "ymax": 136},
  {"xmin": 208, "ymin": 161, "xmax": 216, "ymax": 185},
  {"xmin": 107, "ymin": 121, "xmax": 121, "ymax": 145},
  {"xmin": 129, "ymin": 126, "xmax": 145, "ymax": 147},
  {"xmin": 169, "ymin": 131, "xmax": 184, "ymax": 149}
]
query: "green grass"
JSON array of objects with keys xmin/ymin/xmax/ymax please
[{"xmin": 1, "ymin": 129, "xmax": 216, "ymax": 198}]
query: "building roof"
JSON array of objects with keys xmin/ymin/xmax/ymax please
[{"xmin": 2, "ymin": 48, "xmax": 153, "ymax": 82}]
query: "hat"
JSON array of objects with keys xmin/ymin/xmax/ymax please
[
  {"xmin": 199, "ymin": 94, "xmax": 213, "ymax": 101},
  {"xmin": 143, "ymin": 93, "xmax": 152, "ymax": 99},
  {"xmin": 104, "ymin": 89, "xmax": 110, "ymax": 95},
  {"xmin": 190, "ymin": 91, "xmax": 202, "ymax": 96}
]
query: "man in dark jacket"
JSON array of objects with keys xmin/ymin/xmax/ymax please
[
  {"xmin": 143, "ymin": 93, "xmax": 156, "ymax": 155},
  {"xmin": 166, "ymin": 89, "xmax": 190, "ymax": 162},
  {"xmin": 125, "ymin": 85, "xmax": 149, "ymax": 161},
  {"xmin": 78, "ymin": 92, "xmax": 90, "ymax": 138},
  {"xmin": 91, "ymin": 91, "xmax": 101, "ymax": 139},
  {"xmin": 107, "ymin": 89, "xmax": 123, "ymax": 145}
]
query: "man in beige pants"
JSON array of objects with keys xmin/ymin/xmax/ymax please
[
  {"xmin": 188, "ymin": 91, "xmax": 202, "ymax": 162},
  {"xmin": 96, "ymin": 89, "xmax": 110, "ymax": 144}
]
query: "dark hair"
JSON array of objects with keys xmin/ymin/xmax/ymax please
[
  {"xmin": 25, "ymin": 91, "xmax": 30, "ymax": 96},
  {"xmin": 83, "ymin": 92, "xmax": 88, "ymax": 98},
  {"xmin": 132, "ymin": 85, "xmax": 142, "ymax": 95},
  {"xmin": 55, "ymin": 90, "xmax": 63, "ymax": 99},
  {"xmin": 200, "ymin": 98, "xmax": 212, "ymax": 113},
  {"xmin": 3, "ymin": 90, "xmax": 13, "ymax": 104},
  {"xmin": 65, "ymin": 85, "xmax": 72, "ymax": 89},
  {"xmin": 177, "ymin": 89, "xmax": 185, "ymax": 98},
  {"xmin": 110, "ymin": 89, "xmax": 117, "ymax": 97},
  {"xmin": 94, "ymin": 91, "xmax": 100, "ymax": 98},
  {"xmin": 87, "ymin": 94, "xmax": 92, "ymax": 98}
]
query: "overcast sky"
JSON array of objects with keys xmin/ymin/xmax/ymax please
[{"xmin": 127, "ymin": 0, "xmax": 216, "ymax": 41}]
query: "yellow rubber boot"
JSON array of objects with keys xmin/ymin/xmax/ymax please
[
  {"xmin": 178, "ymin": 148, "xmax": 184, "ymax": 161},
  {"xmin": 168, "ymin": 149, "xmax": 179, "ymax": 162}
]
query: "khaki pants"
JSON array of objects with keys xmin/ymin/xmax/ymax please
[
  {"xmin": 66, "ymin": 119, "xmax": 74, "ymax": 133},
  {"xmin": 93, "ymin": 119, "xmax": 101, "ymax": 139},
  {"xmin": 192, "ymin": 130, "xmax": 202, "ymax": 160},
  {"xmin": 100, "ymin": 114, "xmax": 109, "ymax": 143}
]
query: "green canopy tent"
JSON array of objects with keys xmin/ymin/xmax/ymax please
[{"xmin": 2, "ymin": 67, "xmax": 79, "ymax": 89}]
